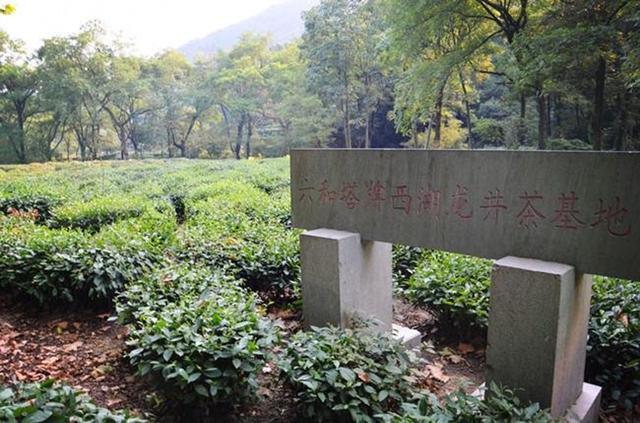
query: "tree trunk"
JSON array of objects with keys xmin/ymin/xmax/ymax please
[
  {"xmin": 547, "ymin": 93, "xmax": 552, "ymax": 138},
  {"xmin": 537, "ymin": 92, "xmax": 548, "ymax": 150},
  {"xmin": 235, "ymin": 114, "xmax": 245, "ymax": 160},
  {"xmin": 344, "ymin": 75, "xmax": 352, "ymax": 149},
  {"xmin": 458, "ymin": 70, "xmax": 473, "ymax": 149},
  {"xmin": 591, "ymin": 56, "xmax": 606, "ymax": 150},
  {"xmin": 425, "ymin": 115, "xmax": 433, "ymax": 149},
  {"xmin": 518, "ymin": 94, "xmax": 527, "ymax": 145},
  {"xmin": 614, "ymin": 91, "xmax": 629, "ymax": 151},
  {"xmin": 364, "ymin": 112, "xmax": 371, "ymax": 149},
  {"xmin": 245, "ymin": 114, "xmax": 252, "ymax": 159},
  {"xmin": 433, "ymin": 84, "xmax": 445, "ymax": 147}
]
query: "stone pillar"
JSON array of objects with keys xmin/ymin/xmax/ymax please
[
  {"xmin": 300, "ymin": 228, "xmax": 393, "ymax": 331},
  {"xmin": 486, "ymin": 256, "xmax": 601, "ymax": 421}
]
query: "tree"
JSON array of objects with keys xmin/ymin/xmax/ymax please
[
  {"xmin": 0, "ymin": 32, "xmax": 38, "ymax": 163},
  {"xmin": 302, "ymin": 0, "xmax": 385, "ymax": 148},
  {"xmin": 104, "ymin": 56, "xmax": 156, "ymax": 159},
  {"xmin": 37, "ymin": 23, "xmax": 116, "ymax": 161},
  {"xmin": 215, "ymin": 34, "xmax": 271, "ymax": 159}
]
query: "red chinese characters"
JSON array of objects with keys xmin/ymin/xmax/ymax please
[
  {"xmin": 366, "ymin": 180, "xmax": 386, "ymax": 210},
  {"xmin": 591, "ymin": 197, "xmax": 632, "ymax": 237},
  {"xmin": 480, "ymin": 189, "xmax": 508, "ymax": 223},
  {"xmin": 318, "ymin": 180, "xmax": 337, "ymax": 204},
  {"xmin": 553, "ymin": 192, "xmax": 585, "ymax": 229},
  {"xmin": 340, "ymin": 182, "xmax": 360, "ymax": 209},
  {"xmin": 392, "ymin": 185, "xmax": 412, "ymax": 215},
  {"xmin": 516, "ymin": 191, "xmax": 546, "ymax": 228},
  {"xmin": 450, "ymin": 185, "xmax": 473, "ymax": 219},
  {"xmin": 419, "ymin": 185, "xmax": 442, "ymax": 218}
]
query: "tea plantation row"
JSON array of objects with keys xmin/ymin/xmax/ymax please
[{"xmin": 0, "ymin": 159, "xmax": 637, "ymax": 421}]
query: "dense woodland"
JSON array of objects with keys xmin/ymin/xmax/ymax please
[{"xmin": 0, "ymin": 0, "xmax": 639, "ymax": 163}]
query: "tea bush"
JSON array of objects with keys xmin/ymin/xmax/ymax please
[
  {"xmin": 405, "ymin": 251, "xmax": 640, "ymax": 411},
  {"xmin": 405, "ymin": 251, "xmax": 492, "ymax": 330},
  {"xmin": 587, "ymin": 276, "xmax": 640, "ymax": 412},
  {"xmin": 117, "ymin": 267, "xmax": 279, "ymax": 408},
  {"xmin": 0, "ymin": 217, "xmax": 156, "ymax": 306},
  {"xmin": 278, "ymin": 326, "xmax": 421, "ymax": 422},
  {"xmin": 385, "ymin": 383, "xmax": 555, "ymax": 422},
  {"xmin": 0, "ymin": 379, "xmax": 147, "ymax": 422},
  {"xmin": 50, "ymin": 195, "xmax": 146, "ymax": 232},
  {"xmin": 0, "ymin": 196, "xmax": 55, "ymax": 222}
]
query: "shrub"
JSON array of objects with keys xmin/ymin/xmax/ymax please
[
  {"xmin": 0, "ymin": 379, "xmax": 147, "ymax": 422},
  {"xmin": 0, "ymin": 218, "xmax": 155, "ymax": 306},
  {"xmin": 278, "ymin": 326, "xmax": 421, "ymax": 422},
  {"xmin": 473, "ymin": 118, "xmax": 505, "ymax": 147},
  {"xmin": 118, "ymin": 267, "xmax": 279, "ymax": 409},
  {"xmin": 50, "ymin": 195, "xmax": 145, "ymax": 232},
  {"xmin": 406, "ymin": 251, "xmax": 492, "ymax": 330},
  {"xmin": 385, "ymin": 383, "xmax": 555, "ymax": 422},
  {"xmin": 392, "ymin": 245, "xmax": 426, "ymax": 286},
  {"xmin": 586, "ymin": 276, "xmax": 640, "ymax": 411},
  {"xmin": 0, "ymin": 196, "xmax": 55, "ymax": 222},
  {"xmin": 547, "ymin": 138, "xmax": 592, "ymax": 151},
  {"xmin": 406, "ymin": 251, "xmax": 640, "ymax": 412},
  {"xmin": 178, "ymin": 210, "xmax": 300, "ymax": 304}
]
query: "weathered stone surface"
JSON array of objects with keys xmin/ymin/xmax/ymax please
[
  {"xmin": 486, "ymin": 256, "xmax": 592, "ymax": 418},
  {"xmin": 392, "ymin": 324, "xmax": 422, "ymax": 349},
  {"xmin": 566, "ymin": 383, "xmax": 602, "ymax": 423},
  {"xmin": 300, "ymin": 229, "xmax": 393, "ymax": 330},
  {"xmin": 291, "ymin": 149, "xmax": 640, "ymax": 280}
]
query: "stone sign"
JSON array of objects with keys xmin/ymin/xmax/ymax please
[{"xmin": 291, "ymin": 149, "xmax": 640, "ymax": 281}]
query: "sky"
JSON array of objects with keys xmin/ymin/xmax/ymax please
[{"xmin": 0, "ymin": 0, "xmax": 287, "ymax": 56}]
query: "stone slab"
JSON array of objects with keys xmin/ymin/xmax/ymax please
[
  {"xmin": 291, "ymin": 149, "xmax": 640, "ymax": 280},
  {"xmin": 486, "ymin": 256, "xmax": 592, "ymax": 418},
  {"xmin": 392, "ymin": 324, "xmax": 422, "ymax": 349},
  {"xmin": 566, "ymin": 383, "xmax": 602, "ymax": 423},
  {"xmin": 472, "ymin": 382, "xmax": 601, "ymax": 423},
  {"xmin": 300, "ymin": 229, "xmax": 392, "ymax": 330}
]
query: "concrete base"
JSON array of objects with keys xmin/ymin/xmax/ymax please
[
  {"xmin": 392, "ymin": 324, "xmax": 422, "ymax": 349},
  {"xmin": 566, "ymin": 383, "xmax": 601, "ymax": 423},
  {"xmin": 486, "ymin": 256, "xmax": 593, "ymax": 418},
  {"xmin": 300, "ymin": 229, "xmax": 393, "ymax": 331},
  {"xmin": 472, "ymin": 382, "xmax": 600, "ymax": 422}
]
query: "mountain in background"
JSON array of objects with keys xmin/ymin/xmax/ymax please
[{"xmin": 179, "ymin": 0, "xmax": 319, "ymax": 59}]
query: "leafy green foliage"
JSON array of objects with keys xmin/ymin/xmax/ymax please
[
  {"xmin": 279, "ymin": 326, "xmax": 421, "ymax": 422},
  {"xmin": 385, "ymin": 383, "xmax": 555, "ymax": 422},
  {"xmin": 0, "ymin": 379, "xmax": 146, "ymax": 422},
  {"xmin": 0, "ymin": 218, "xmax": 154, "ymax": 305},
  {"xmin": 50, "ymin": 196, "xmax": 145, "ymax": 232},
  {"xmin": 0, "ymin": 196, "xmax": 55, "ymax": 222},
  {"xmin": 587, "ymin": 276, "xmax": 640, "ymax": 411},
  {"xmin": 392, "ymin": 245, "xmax": 426, "ymax": 286},
  {"xmin": 406, "ymin": 252, "xmax": 639, "ymax": 411},
  {"xmin": 405, "ymin": 251, "xmax": 492, "ymax": 330},
  {"xmin": 118, "ymin": 266, "xmax": 279, "ymax": 407},
  {"xmin": 547, "ymin": 138, "xmax": 593, "ymax": 151}
]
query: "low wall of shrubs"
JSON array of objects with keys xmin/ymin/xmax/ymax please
[
  {"xmin": 117, "ymin": 266, "xmax": 279, "ymax": 416},
  {"xmin": 0, "ymin": 379, "xmax": 147, "ymax": 422},
  {"xmin": 404, "ymin": 251, "xmax": 640, "ymax": 413}
]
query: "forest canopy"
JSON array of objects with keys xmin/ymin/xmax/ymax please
[{"xmin": 0, "ymin": 0, "xmax": 639, "ymax": 163}]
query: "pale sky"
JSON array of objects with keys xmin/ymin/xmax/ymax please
[{"xmin": 0, "ymin": 0, "xmax": 287, "ymax": 56}]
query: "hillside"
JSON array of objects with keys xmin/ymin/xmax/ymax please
[{"xmin": 179, "ymin": 0, "xmax": 319, "ymax": 59}]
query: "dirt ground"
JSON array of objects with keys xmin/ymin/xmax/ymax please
[{"xmin": 0, "ymin": 295, "xmax": 635, "ymax": 422}]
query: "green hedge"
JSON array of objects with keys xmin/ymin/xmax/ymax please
[
  {"xmin": 405, "ymin": 251, "xmax": 491, "ymax": 330},
  {"xmin": 117, "ymin": 266, "xmax": 279, "ymax": 410},
  {"xmin": 0, "ymin": 379, "xmax": 147, "ymax": 422},
  {"xmin": 386, "ymin": 383, "xmax": 555, "ymax": 422},
  {"xmin": 279, "ymin": 326, "xmax": 421, "ymax": 422},
  {"xmin": 405, "ymin": 251, "xmax": 640, "ymax": 412},
  {"xmin": 0, "ymin": 217, "xmax": 156, "ymax": 306}
]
